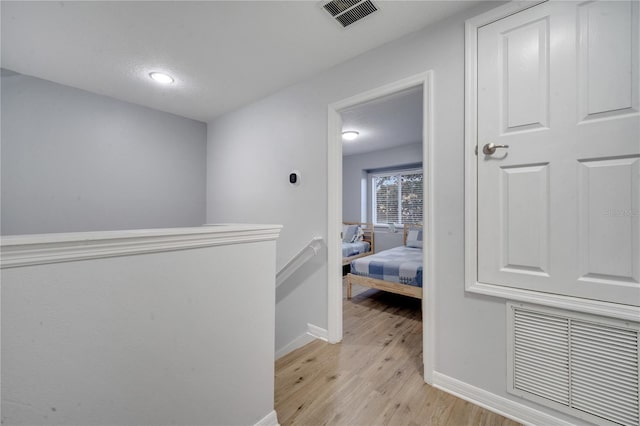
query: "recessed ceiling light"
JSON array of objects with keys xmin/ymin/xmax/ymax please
[
  {"xmin": 149, "ymin": 72, "xmax": 174, "ymax": 84},
  {"xmin": 342, "ymin": 131, "xmax": 359, "ymax": 141}
]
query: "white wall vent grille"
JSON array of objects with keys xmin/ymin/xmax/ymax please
[
  {"xmin": 322, "ymin": 0, "xmax": 377, "ymax": 28},
  {"xmin": 513, "ymin": 309, "xmax": 570, "ymax": 405},
  {"xmin": 507, "ymin": 302, "xmax": 640, "ymax": 426}
]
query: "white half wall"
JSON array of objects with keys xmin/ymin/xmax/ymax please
[
  {"xmin": 1, "ymin": 225, "xmax": 281, "ymax": 426},
  {"xmin": 342, "ymin": 142, "xmax": 422, "ymax": 223},
  {"xmin": 1, "ymin": 71, "xmax": 207, "ymax": 235},
  {"xmin": 206, "ymin": 2, "xmax": 584, "ymax": 423}
]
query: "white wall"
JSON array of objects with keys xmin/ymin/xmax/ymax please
[
  {"xmin": 206, "ymin": 3, "xmax": 579, "ymax": 423},
  {"xmin": 206, "ymin": 87, "xmax": 328, "ymax": 352},
  {"xmin": 343, "ymin": 142, "xmax": 422, "ymax": 222},
  {"xmin": 1, "ymin": 71, "xmax": 207, "ymax": 235},
  {"xmin": 1, "ymin": 226, "xmax": 279, "ymax": 426}
]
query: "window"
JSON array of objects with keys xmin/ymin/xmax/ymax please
[{"xmin": 371, "ymin": 169, "xmax": 423, "ymax": 225}]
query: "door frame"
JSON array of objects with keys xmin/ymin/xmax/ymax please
[
  {"xmin": 327, "ymin": 71, "xmax": 436, "ymax": 384},
  {"xmin": 464, "ymin": 0, "xmax": 639, "ymax": 321}
]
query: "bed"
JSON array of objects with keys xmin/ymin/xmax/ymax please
[
  {"xmin": 346, "ymin": 225, "xmax": 423, "ymax": 299},
  {"xmin": 342, "ymin": 222, "xmax": 375, "ymax": 266}
]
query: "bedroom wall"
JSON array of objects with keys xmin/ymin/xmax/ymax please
[
  {"xmin": 206, "ymin": 2, "xmax": 578, "ymax": 423},
  {"xmin": 1, "ymin": 71, "xmax": 207, "ymax": 235},
  {"xmin": 342, "ymin": 142, "xmax": 422, "ymax": 223}
]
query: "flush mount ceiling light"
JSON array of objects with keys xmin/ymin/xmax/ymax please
[
  {"xmin": 149, "ymin": 72, "xmax": 174, "ymax": 84},
  {"xmin": 342, "ymin": 131, "xmax": 359, "ymax": 141}
]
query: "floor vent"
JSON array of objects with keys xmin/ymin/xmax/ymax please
[
  {"xmin": 507, "ymin": 302, "xmax": 640, "ymax": 426},
  {"xmin": 322, "ymin": 0, "xmax": 377, "ymax": 28}
]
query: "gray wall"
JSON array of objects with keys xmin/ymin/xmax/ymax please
[
  {"xmin": 206, "ymin": 2, "xmax": 578, "ymax": 422},
  {"xmin": 1, "ymin": 72, "xmax": 207, "ymax": 235},
  {"xmin": 342, "ymin": 142, "xmax": 422, "ymax": 223}
]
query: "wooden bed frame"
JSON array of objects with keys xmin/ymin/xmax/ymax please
[
  {"xmin": 342, "ymin": 222, "xmax": 375, "ymax": 266},
  {"xmin": 346, "ymin": 225, "xmax": 423, "ymax": 300}
]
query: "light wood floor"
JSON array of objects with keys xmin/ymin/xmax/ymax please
[{"xmin": 274, "ymin": 283, "xmax": 521, "ymax": 426}]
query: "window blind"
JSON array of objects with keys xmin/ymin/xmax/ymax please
[{"xmin": 371, "ymin": 169, "xmax": 423, "ymax": 225}]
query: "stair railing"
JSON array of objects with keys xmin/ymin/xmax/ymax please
[{"xmin": 276, "ymin": 237, "xmax": 323, "ymax": 287}]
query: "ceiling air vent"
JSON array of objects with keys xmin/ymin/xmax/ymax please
[{"xmin": 323, "ymin": 0, "xmax": 378, "ymax": 28}]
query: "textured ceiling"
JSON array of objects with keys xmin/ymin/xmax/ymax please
[
  {"xmin": 341, "ymin": 86, "xmax": 422, "ymax": 156},
  {"xmin": 1, "ymin": 1, "xmax": 480, "ymax": 122}
]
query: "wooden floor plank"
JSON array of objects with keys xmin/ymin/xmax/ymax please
[{"xmin": 274, "ymin": 283, "xmax": 521, "ymax": 426}]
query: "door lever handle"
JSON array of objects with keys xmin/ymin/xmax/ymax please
[{"xmin": 482, "ymin": 143, "xmax": 509, "ymax": 155}]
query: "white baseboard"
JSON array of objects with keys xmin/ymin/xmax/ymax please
[
  {"xmin": 432, "ymin": 372, "xmax": 574, "ymax": 426},
  {"xmin": 275, "ymin": 332, "xmax": 316, "ymax": 360},
  {"xmin": 307, "ymin": 323, "xmax": 328, "ymax": 341},
  {"xmin": 275, "ymin": 323, "xmax": 328, "ymax": 360},
  {"xmin": 254, "ymin": 410, "xmax": 279, "ymax": 426}
]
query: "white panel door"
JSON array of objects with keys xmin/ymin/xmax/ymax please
[{"xmin": 477, "ymin": 1, "xmax": 640, "ymax": 305}]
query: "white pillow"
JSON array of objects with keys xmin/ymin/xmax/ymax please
[
  {"xmin": 342, "ymin": 225, "xmax": 359, "ymax": 243},
  {"xmin": 354, "ymin": 226, "xmax": 364, "ymax": 242},
  {"xmin": 406, "ymin": 229, "xmax": 423, "ymax": 248}
]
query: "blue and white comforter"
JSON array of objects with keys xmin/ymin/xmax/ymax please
[
  {"xmin": 350, "ymin": 246, "xmax": 423, "ymax": 287},
  {"xmin": 342, "ymin": 241, "xmax": 371, "ymax": 258}
]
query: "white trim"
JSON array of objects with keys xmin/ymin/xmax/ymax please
[
  {"xmin": 275, "ymin": 333, "xmax": 316, "ymax": 360},
  {"xmin": 0, "ymin": 224, "xmax": 282, "ymax": 268},
  {"xmin": 307, "ymin": 323, "xmax": 328, "ymax": 341},
  {"xmin": 472, "ymin": 281, "xmax": 640, "ymax": 322},
  {"xmin": 253, "ymin": 410, "xmax": 279, "ymax": 426},
  {"xmin": 432, "ymin": 372, "xmax": 574, "ymax": 426},
  {"xmin": 327, "ymin": 101, "xmax": 344, "ymax": 344},
  {"xmin": 464, "ymin": 1, "xmax": 639, "ymax": 321},
  {"xmin": 275, "ymin": 323, "xmax": 328, "ymax": 360},
  {"xmin": 423, "ymin": 72, "xmax": 436, "ymax": 385},
  {"xmin": 327, "ymin": 71, "xmax": 436, "ymax": 384}
]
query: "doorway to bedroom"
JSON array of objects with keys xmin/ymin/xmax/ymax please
[{"xmin": 327, "ymin": 72, "xmax": 435, "ymax": 383}]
